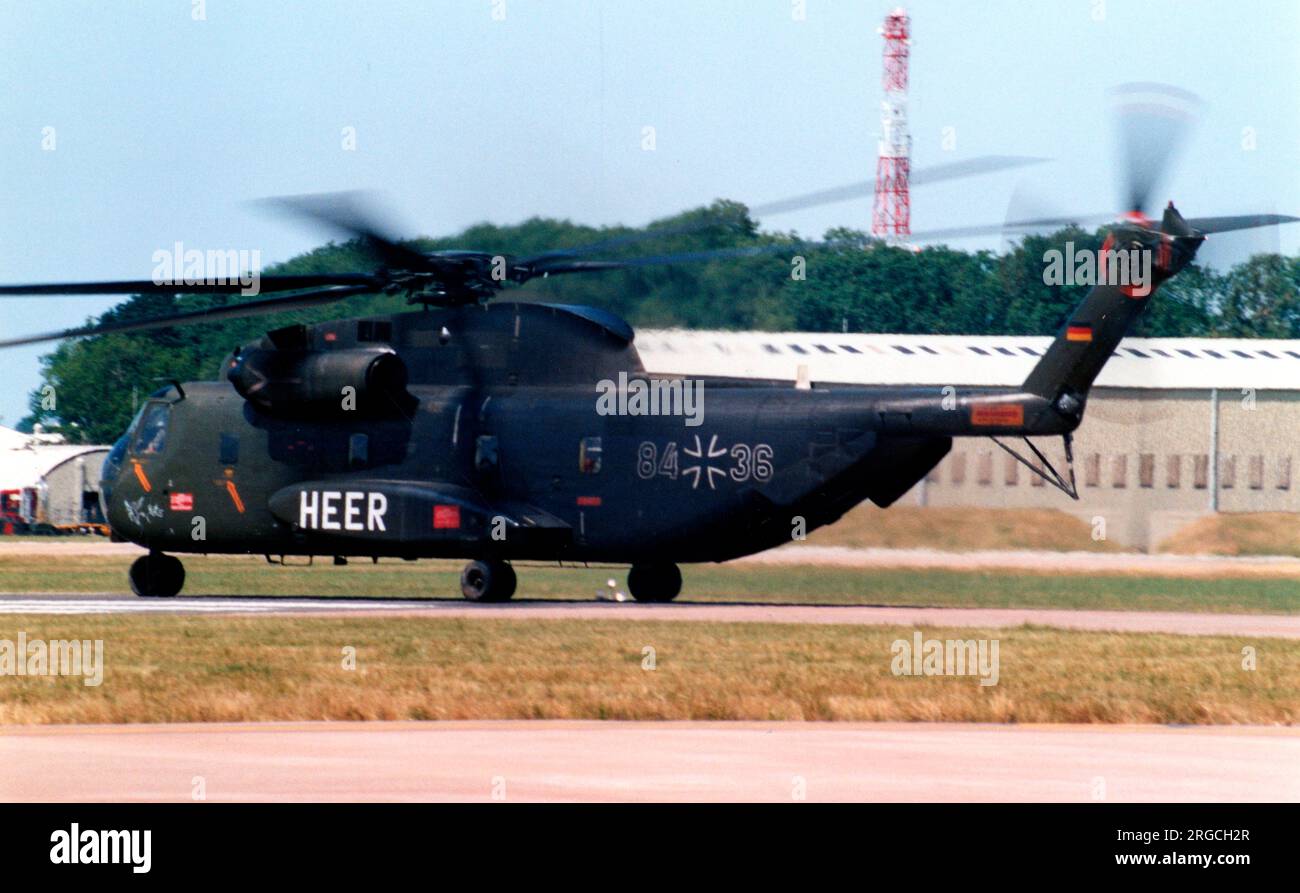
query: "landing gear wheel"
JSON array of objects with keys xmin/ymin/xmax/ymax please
[
  {"xmin": 627, "ymin": 563, "xmax": 682, "ymax": 603},
  {"xmin": 460, "ymin": 560, "xmax": 517, "ymax": 602},
  {"xmin": 129, "ymin": 552, "xmax": 185, "ymax": 598}
]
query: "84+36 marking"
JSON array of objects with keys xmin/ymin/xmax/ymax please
[{"xmin": 637, "ymin": 435, "xmax": 773, "ymax": 489}]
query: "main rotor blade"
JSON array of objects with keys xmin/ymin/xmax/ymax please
[
  {"xmin": 0, "ymin": 273, "xmax": 381, "ymax": 297},
  {"xmin": 256, "ymin": 191, "xmax": 438, "ymax": 273},
  {"xmin": 523, "ymin": 155, "xmax": 1048, "ymax": 263},
  {"xmin": 749, "ymin": 155, "xmax": 1050, "ymax": 217},
  {"xmin": 0, "ymin": 285, "xmax": 373, "ymax": 349},
  {"xmin": 1187, "ymin": 214, "xmax": 1300, "ymax": 235}
]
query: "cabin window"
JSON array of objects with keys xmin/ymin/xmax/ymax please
[
  {"xmin": 130, "ymin": 403, "xmax": 171, "ymax": 455},
  {"xmin": 579, "ymin": 437, "xmax": 603, "ymax": 474},
  {"xmin": 219, "ymin": 433, "xmax": 240, "ymax": 466},
  {"xmin": 348, "ymin": 433, "xmax": 369, "ymax": 468},
  {"xmin": 475, "ymin": 435, "xmax": 499, "ymax": 472}
]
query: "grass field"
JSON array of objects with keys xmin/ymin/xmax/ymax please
[
  {"xmin": 2, "ymin": 552, "xmax": 1299, "ymax": 614},
  {"xmin": 1160, "ymin": 513, "xmax": 1300, "ymax": 556},
  {"xmin": 0, "ymin": 615, "xmax": 1293, "ymax": 725},
  {"xmin": 802, "ymin": 505, "xmax": 1128, "ymax": 552}
]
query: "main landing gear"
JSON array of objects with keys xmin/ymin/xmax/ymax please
[
  {"xmin": 129, "ymin": 552, "xmax": 186, "ymax": 598},
  {"xmin": 627, "ymin": 563, "xmax": 682, "ymax": 603},
  {"xmin": 460, "ymin": 559, "xmax": 518, "ymax": 602}
]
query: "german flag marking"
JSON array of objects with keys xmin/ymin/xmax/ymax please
[
  {"xmin": 1066, "ymin": 324, "xmax": 1092, "ymax": 342},
  {"xmin": 971, "ymin": 403, "xmax": 1025, "ymax": 427}
]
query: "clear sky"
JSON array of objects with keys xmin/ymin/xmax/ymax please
[{"xmin": 0, "ymin": 0, "xmax": 1297, "ymax": 429}]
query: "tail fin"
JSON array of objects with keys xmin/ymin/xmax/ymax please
[{"xmin": 1021, "ymin": 206, "xmax": 1204, "ymax": 407}]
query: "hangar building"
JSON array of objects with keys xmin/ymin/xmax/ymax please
[
  {"xmin": 638, "ymin": 332, "xmax": 1299, "ymax": 550},
  {"xmin": 0, "ymin": 426, "xmax": 110, "ymax": 533}
]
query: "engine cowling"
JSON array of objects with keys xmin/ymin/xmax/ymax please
[{"xmin": 227, "ymin": 347, "xmax": 411, "ymax": 417}]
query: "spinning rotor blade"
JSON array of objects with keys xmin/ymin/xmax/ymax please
[
  {"xmin": 523, "ymin": 155, "xmax": 1047, "ymax": 263},
  {"xmin": 0, "ymin": 285, "xmax": 374, "ymax": 349},
  {"xmin": 1111, "ymin": 82, "xmax": 1202, "ymax": 218},
  {"xmin": 1184, "ymin": 214, "xmax": 1300, "ymax": 235},
  {"xmin": 255, "ymin": 192, "xmax": 439, "ymax": 273}
]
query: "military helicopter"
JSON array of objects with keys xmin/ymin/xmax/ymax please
[{"xmin": 1, "ymin": 89, "xmax": 1294, "ymax": 601}]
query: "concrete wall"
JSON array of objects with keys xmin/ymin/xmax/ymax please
[{"xmin": 912, "ymin": 387, "xmax": 1300, "ymax": 550}]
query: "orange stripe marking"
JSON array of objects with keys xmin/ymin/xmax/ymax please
[
  {"xmin": 225, "ymin": 480, "xmax": 246, "ymax": 514},
  {"xmin": 131, "ymin": 461, "xmax": 152, "ymax": 493}
]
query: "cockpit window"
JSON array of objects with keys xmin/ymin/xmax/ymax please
[{"xmin": 131, "ymin": 403, "xmax": 171, "ymax": 455}]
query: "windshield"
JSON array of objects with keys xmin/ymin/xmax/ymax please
[{"xmin": 130, "ymin": 402, "xmax": 171, "ymax": 455}]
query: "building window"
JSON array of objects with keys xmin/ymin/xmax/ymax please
[
  {"xmin": 1004, "ymin": 454, "xmax": 1019, "ymax": 486},
  {"xmin": 1221, "ymin": 455, "xmax": 1236, "ymax": 489},
  {"xmin": 950, "ymin": 453, "xmax": 966, "ymax": 485},
  {"xmin": 1278, "ymin": 457, "xmax": 1292, "ymax": 491},
  {"xmin": 1084, "ymin": 453, "xmax": 1100, "ymax": 488},
  {"xmin": 1193, "ymin": 455, "xmax": 1208, "ymax": 489},
  {"xmin": 1139, "ymin": 454, "xmax": 1155, "ymax": 489},
  {"xmin": 977, "ymin": 451, "xmax": 993, "ymax": 486},
  {"xmin": 1030, "ymin": 457, "xmax": 1045, "ymax": 487},
  {"xmin": 1166, "ymin": 455, "xmax": 1181, "ymax": 489},
  {"xmin": 1249, "ymin": 455, "xmax": 1264, "ymax": 490},
  {"xmin": 925, "ymin": 465, "xmax": 941, "ymax": 483},
  {"xmin": 1111, "ymin": 455, "xmax": 1127, "ymax": 489}
]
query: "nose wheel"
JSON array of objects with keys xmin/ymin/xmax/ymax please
[
  {"xmin": 129, "ymin": 552, "xmax": 185, "ymax": 598},
  {"xmin": 627, "ymin": 563, "xmax": 682, "ymax": 603},
  {"xmin": 460, "ymin": 559, "xmax": 517, "ymax": 602}
]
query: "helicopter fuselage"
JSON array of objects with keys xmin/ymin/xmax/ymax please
[{"xmin": 98, "ymin": 301, "xmax": 1063, "ymax": 565}]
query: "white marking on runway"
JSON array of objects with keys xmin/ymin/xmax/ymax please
[
  {"xmin": 0, "ymin": 597, "xmax": 432, "ymax": 614},
  {"xmin": 1, "ymin": 594, "xmax": 1297, "ymax": 638}
]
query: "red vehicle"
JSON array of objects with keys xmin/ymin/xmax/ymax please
[{"xmin": 0, "ymin": 487, "xmax": 35, "ymax": 535}]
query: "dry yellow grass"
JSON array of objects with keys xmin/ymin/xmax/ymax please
[
  {"xmin": 803, "ymin": 505, "xmax": 1127, "ymax": 552},
  {"xmin": 1160, "ymin": 513, "xmax": 1300, "ymax": 556},
  {"xmin": 0, "ymin": 615, "xmax": 1294, "ymax": 725}
]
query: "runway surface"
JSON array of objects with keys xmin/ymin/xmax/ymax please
[
  {"xmin": 0, "ymin": 591, "xmax": 1296, "ymax": 637},
  {"xmin": 9, "ymin": 539, "xmax": 1300, "ymax": 577},
  {"xmin": 1, "ymin": 721, "xmax": 1295, "ymax": 802}
]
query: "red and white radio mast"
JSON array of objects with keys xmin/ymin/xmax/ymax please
[{"xmin": 871, "ymin": 8, "xmax": 911, "ymax": 240}]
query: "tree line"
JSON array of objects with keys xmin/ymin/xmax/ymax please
[{"xmin": 20, "ymin": 200, "xmax": 1300, "ymax": 443}]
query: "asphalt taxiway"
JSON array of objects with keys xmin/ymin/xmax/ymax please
[
  {"xmin": 0, "ymin": 592, "xmax": 1297, "ymax": 639},
  {"xmin": 1, "ymin": 721, "xmax": 1295, "ymax": 802}
]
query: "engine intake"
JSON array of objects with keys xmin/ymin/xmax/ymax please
[{"xmin": 228, "ymin": 348, "xmax": 411, "ymax": 417}]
